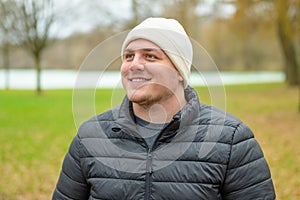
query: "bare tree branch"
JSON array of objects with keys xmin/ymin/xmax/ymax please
[{"xmin": 11, "ymin": 0, "xmax": 55, "ymax": 94}]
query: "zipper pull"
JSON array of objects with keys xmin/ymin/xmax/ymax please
[{"xmin": 146, "ymin": 149, "xmax": 153, "ymax": 174}]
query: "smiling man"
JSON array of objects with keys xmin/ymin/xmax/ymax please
[
  {"xmin": 121, "ymin": 39, "xmax": 187, "ymax": 123},
  {"xmin": 53, "ymin": 18, "xmax": 275, "ymax": 200}
]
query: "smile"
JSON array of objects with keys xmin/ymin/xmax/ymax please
[{"xmin": 129, "ymin": 78, "xmax": 151, "ymax": 82}]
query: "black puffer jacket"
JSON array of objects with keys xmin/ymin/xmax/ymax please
[{"xmin": 53, "ymin": 86, "xmax": 275, "ymax": 200}]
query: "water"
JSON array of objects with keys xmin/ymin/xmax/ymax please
[{"xmin": 0, "ymin": 69, "xmax": 285, "ymax": 89}]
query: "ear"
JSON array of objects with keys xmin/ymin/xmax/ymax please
[{"xmin": 178, "ymin": 73, "xmax": 184, "ymax": 82}]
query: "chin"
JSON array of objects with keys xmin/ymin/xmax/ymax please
[
  {"xmin": 126, "ymin": 84, "xmax": 167, "ymax": 105},
  {"xmin": 128, "ymin": 91, "xmax": 150, "ymax": 103},
  {"xmin": 126, "ymin": 84, "xmax": 147, "ymax": 97}
]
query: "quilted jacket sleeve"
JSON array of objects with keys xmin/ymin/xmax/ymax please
[
  {"xmin": 52, "ymin": 135, "xmax": 89, "ymax": 200},
  {"xmin": 222, "ymin": 123, "xmax": 276, "ymax": 199}
]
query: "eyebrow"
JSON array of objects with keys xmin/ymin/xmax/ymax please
[{"xmin": 124, "ymin": 48, "xmax": 164, "ymax": 56}]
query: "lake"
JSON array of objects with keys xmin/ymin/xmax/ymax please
[{"xmin": 0, "ymin": 69, "xmax": 285, "ymax": 89}]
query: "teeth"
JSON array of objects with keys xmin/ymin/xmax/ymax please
[{"xmin": 131, "ymin": 78, "xmax": 147, "ymax": 82}]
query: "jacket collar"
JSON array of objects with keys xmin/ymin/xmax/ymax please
[{"xmin": 112, "ymin": 86, "xmax": 200, "ymax": 133}]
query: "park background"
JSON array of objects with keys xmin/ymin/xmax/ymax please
[{"xmin": 0, "ymin": 0, "xmax": 299, "ymax": 199}]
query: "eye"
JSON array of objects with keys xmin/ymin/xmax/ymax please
[
  {"xmin": 145, "ymin": 54, "xmax": 158, "ymax": 60},
  {"xmin": 124, "ymin": 53, "xmax": 134, "ymax": 61}
]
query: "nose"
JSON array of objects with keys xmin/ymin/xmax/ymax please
[{"xmin": 129, "ymin": 55, "xmax": 145, "ymax": 71}]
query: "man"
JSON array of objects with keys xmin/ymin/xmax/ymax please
[{"xmin": 53, "ymin": 18, "xmax": 275, "ymax": 199}]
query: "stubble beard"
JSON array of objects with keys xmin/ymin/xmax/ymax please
[{"xmin": 128, "ymin": 84, "xmax": 174, "ymax": 109}]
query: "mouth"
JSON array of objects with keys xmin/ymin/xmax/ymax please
[{"xmin": 129, "ymin": 77, "xmax": 151, "ymax": 83}]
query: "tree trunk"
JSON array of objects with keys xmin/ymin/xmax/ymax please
[
  {"xmin": 298, "ymin": 85, "xmax": 300, "ymax": 113},
  {"xmin": 35, "ymin": 53, "xmax": 42, "ymax": 95},
  {"xmin": 2, "ymin": 43, "xmax": 10, "ymax": 90},
  {"xmin": 276, "ymin": 0, "xmax": 299, "ymax": 86},
  {"xmin": 277, "ymin": 22, "xmax": 299, "ymax": 85}
]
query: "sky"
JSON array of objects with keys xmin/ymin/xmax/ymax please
[
  {"xmin": 51, "ymin": 0, "xmax": 236, "ymax": 39},
  {"xmin": 51, "ymin": 0, "xmax": 133, "ymax": 38}
]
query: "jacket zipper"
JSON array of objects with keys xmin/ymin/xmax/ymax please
[
  {"xmin": 145, "ymin": 148, "xmax": 153, "ymax": 200},
  {"xmin": 144, "ymin": 116, "xmax": 180, "ymax": 200}
]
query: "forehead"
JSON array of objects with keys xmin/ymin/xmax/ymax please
[{"xmin": 125, "ymin": 39, "xmax": 162, "ymax": 52}]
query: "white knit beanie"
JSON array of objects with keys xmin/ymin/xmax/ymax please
[{"xmin": 121, "ymin": 17, "xmax": 193, "ymax": 88}]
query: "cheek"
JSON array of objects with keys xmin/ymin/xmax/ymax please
[
  {"xmin": 120, "ymin": 63, "xmax": 130, "ymax": 76},
  {"xmin": 158, "ymin": 67, "xmax": 182, "ymax": 82}
]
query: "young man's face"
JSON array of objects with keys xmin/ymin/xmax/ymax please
[{"xmin": 121, "ymin": 39, "xmax": 184, "ymax": 106}]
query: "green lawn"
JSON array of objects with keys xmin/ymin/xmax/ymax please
[{"xmin": 0, "ymin": 83, "xmax": 299, "ymax": 199}]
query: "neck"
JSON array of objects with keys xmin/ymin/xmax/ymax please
[{"xmin": 133, "ymin": 91, "xmax": 186, "ymax": 123}]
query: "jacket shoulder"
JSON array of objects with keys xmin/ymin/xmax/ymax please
[
  {"xmin": 196, "ymin": 103, "xmax": 256, "ymax": 146},
  {"xmin": 198, "ymin": 103, "xmax": 242, "ymax": 127},
  {"xmin": 77, "ymin": 106, "xmax": 120, "ymax": 138}
]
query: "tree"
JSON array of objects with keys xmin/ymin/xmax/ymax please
[
  {"xmin": 160, "ymin": 0, "xmax": 201, "ymax": 39},
  {"xmin": 0, "ymin": 0, "xmax": 18, "ymax": 90},
  {"xmin": 275, "ymin": 0, "xmax": 299, "ymax": 86},
  {"xmin": 229, "ymin": 0, "xmax": 299, "ymax": 85},
  {"xmin": 226, "ymin": 0, "xmax": 299, "ymax": 111},
  {"xmin": 227, "ymin": 1, "xmax": 275, "ymax": 70},
  {"xmin": 126, "ymin": 0, "xmax": 161, "ymax": 28},
  {"xmin": 13, "ymin": 0, "xmax": 55, "ymax": 95}
]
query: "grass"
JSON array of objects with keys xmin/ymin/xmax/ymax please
[{"xmin": 0, "ymin": 83, "xmax": 299, "ymax": 199}]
